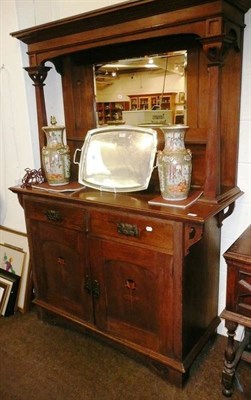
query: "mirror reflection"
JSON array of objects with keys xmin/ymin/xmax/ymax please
[{"xmin": 95, "ymin": 51, "xmax": 187, "ymax": 127}]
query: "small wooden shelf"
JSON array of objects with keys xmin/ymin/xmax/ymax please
[
  {"xmin": 97, "ymin": 101, "xmax": 129, "ymax": 124},
  {"xmin": 128, "ymin": 93, "xmax": 176, "ymax": 112}
]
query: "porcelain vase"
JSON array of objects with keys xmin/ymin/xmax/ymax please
[
  {"xmin": 157, "ymin": 125, "xmax": 192, "ymax": 200},
  {"xmin": 42, "ymin": 117, "xmax": 71, "ymax": 186}
]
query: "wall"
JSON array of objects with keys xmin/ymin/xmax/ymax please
[
  {"xmin": 0, "ymin": 0, "xmax": 126, "ymax": 231},
  {"xmin": 1, "ymin": 0, "xmax": 251, "ymax": 337},
  {"xmin": 96, "ymin": 70, "xmax": 185, "ymax": 103}
]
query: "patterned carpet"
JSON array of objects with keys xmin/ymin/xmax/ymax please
[{"xmin": 0, "ymin": 310, "xmax": 250, "ymax": 400}]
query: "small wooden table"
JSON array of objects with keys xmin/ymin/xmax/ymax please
[{"xmin": 221, "ymin": 225, "xmax": 251, "ymax": 397}]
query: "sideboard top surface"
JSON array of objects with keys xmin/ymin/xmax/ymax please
[{"xmin": 9, "ymin": 185, "xmax": 243, "ymax": 224}]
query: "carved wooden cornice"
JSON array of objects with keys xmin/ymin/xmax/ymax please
[{"xmin": 11, "ymin": 0, "xmax": 250, "ymax": 67}]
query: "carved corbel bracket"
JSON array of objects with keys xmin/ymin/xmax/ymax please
[
  {"xmin": 51, "ymin": 58, "xmax": 64, "ymax": 75},
  {"xmin": 184, "ymin": 223, "xmax": 203, "ymax": 255},
  {"xmin": 217, "ymin": 202, "xmax": 235, "ymax": 228},
  {"xmin": 200, "ymin": 17, "xmax": 241, "ymax": 65},
  {"xmin": 24, "ymin": 65, "xmax": 51, "ymax": 86}
]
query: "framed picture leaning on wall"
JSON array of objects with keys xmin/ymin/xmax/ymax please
[
  {"xmin": 0, "ymin": 226, "xmax": 31, "ymax": 313},
  {"xmin": 0, "ymin": 243, "xmax": 25, "ymax": 276},
  {"xmin": 0, "ymin": 280, "xmax": 9, "ymax": 314},
  {"xmin": 0, "ymin": 275, "xmax": 14, "ymax": 316}
]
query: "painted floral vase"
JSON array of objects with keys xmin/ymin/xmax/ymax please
[
  {"xmin": 42, "ymin": 117, "xmax": 71, "ymax": 186},
  {"xmin": 157, "ymin": 125, "xmax": 192, "ymax": 200}
]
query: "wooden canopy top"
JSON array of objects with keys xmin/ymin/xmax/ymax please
[{"xmin": 10, "ymin": 0, "xmax": 251, "ymax": 66}]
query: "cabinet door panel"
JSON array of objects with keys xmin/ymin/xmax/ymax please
[
  {"xmin": 90, "ymin": 239, "xmax": 174, "ymax": 355},
  {"xmin": 28, "ymin": 221, "xmax": 93, "ymax": 323}
]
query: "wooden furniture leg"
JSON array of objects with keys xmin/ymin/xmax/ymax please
[
  {"xmin": 222, "ymin": 320, "xmax": 238, "ymax": 397},
  {"xmin": 222, "ymin": 321, "xmax": 251, "ymax": 397}
]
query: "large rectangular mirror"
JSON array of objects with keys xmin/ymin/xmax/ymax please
[{"xmin": 95, "ymin": 51, "xmax": 187, "ymax": 127}]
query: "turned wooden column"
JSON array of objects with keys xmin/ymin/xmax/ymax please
[
  {"xmin": 24, "ymin": 65, "xmax": 51, "ymax": 159},
  {"xmin": 221, "ymin": 312, "xmax": 251, "ymax": 397}
]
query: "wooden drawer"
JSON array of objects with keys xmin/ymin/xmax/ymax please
[
  {"xmin": 89, "ymin": 209, "xmax": 174, "ymax": 252},
  {"xmin": 226, "ymin": 263, "xmax": 251, "ymax": 318},
  {"xmin": 23, "ymin": 197, "xmax": 87, "ymax": 231}
]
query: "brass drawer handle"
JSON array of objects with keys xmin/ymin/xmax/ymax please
[
  {"xmin": 117, "ymin": 222, "xmax": 139, "ymax": 237},
  {"xmin": 45, "ymin": 209, "xmax": 62, "ymax": 222}
]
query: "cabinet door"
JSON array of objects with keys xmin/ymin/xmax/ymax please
[
  {"xmin": 28, "ymin": 221, "xmax": 94, "ymax": 323},
  {"xmin": 150, "ymin": 95, "xmax": 159, "ymax": 108},
  {"xmin": 160, "ymin": 95, "xmax": 171, "ymax": 109},
  {"xmin": 97, "ymin": 103, "xmax": 105, "ymax": 124},
  {"xmin": 89, "ymin": 239, "xmax": 175, "ymax": 356},
  {"xmin": 139, "ymin": 96, "xmax": 150, "ymax": 109},
  {"xmin": 129, "ymin": 96, "xmax": 138, "ymax": 110}
]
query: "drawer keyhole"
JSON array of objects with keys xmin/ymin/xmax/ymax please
[
  {"xmin": 57, "ymin": 256, "xmax": 65, "ymax": 266},
  {"xmin": 125, "ymin": 279, "xmax": 137, "ymax": 291}
]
